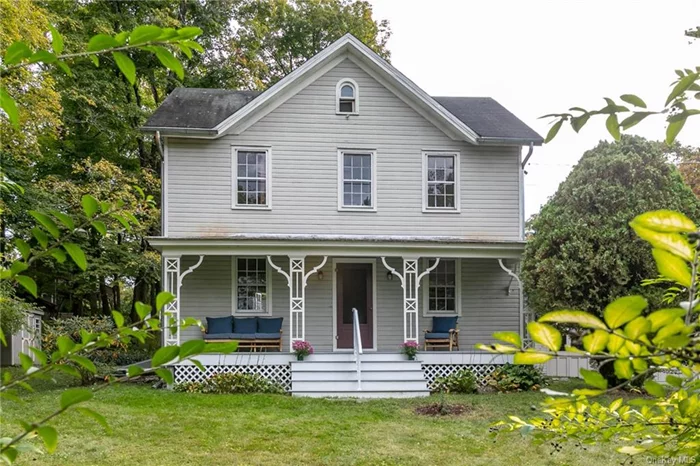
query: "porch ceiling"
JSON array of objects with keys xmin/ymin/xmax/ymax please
[{"xmin": 147, "ymin": 234, "xmax": 525, "ymax": 259}]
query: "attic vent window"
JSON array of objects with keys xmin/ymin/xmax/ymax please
[{"xmin": 336, "ymin": 79, "xmax": 358, "ymax": 114}]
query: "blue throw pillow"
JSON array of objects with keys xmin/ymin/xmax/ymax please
[
  {"xmin": 257, "ymin": 317, "xmax": 283, "ymax": 333},
  {"xmin": 206, "ymin": 316, "xmax": 233, "ymax": 334},
  {"xmin": 432, "ymin": 316, "xmax": 458, "ymax": 333},
  {"xmin": 233, "ymin": 317, "xmax": 257, "ymax": 334}
]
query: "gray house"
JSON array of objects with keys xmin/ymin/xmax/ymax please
[{"xmin": 144, "ymin": 34, "xmax": 542, "ymax": 397}]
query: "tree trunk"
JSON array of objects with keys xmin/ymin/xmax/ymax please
[{"xmin": 99, "ymin": 280, "xmax": 111, "ymax": 315}]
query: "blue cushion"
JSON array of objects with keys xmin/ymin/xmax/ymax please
[
  {"xmin": 206, "ymin": 316, "xmax": 233, "ymax": 334},
  {"xmin": 257, "ymin": 317, "xmax": 283, "ymax": 333},
  {"xmin": 233, "ymin": 317, "xmax": 257, "ymax": 333},
  {"xmin": 230, "ymin": 333, "xmax": 255, "ymax": 339},
  {"xmin": 254, "ymin": 332, "xmax": 281, "ymax": 340},
  {"xmin": 203, "ymin": 332, "xmax": 237, "ymax": 340},
  {"xmin": 432, "ymin": 316, "xmax": 458, "ymax": 333},
  {"xmin": 425, "ymin": 332, "xmax": 451, "ymax": 339}
]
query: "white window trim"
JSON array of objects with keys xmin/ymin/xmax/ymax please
[
  {"xmin": 335, "ymin": 78, "xmax": 359, "ymax": 115},
  {"xmin": 337, "ymin": 149, "xmax": 377, "ymax": 212},
  {"xmin": 231, "ymin": 146, "xmax": 272, "ymax": 210},
  {"xmin": 231, "ymin": 257, "xmax": 273, "ymax": 316},
  {"xmin": 422, "ymin": 151, "xmax": 460, "ymax": 213},
  {"xmin": 422, "ymin": 258, "xmax": 462, "ymax": 317}
]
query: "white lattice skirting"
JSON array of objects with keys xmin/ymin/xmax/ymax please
[
  {"xmin": 173, "ymin": 365, "xmax": 292, "ymax": 391},
  {"xmin": 422, "ymin": 364, "xmax": 502, "ymax": 386}
]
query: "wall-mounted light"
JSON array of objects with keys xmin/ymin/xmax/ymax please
[
  {"xmin": 386, "ymin": 271, "xmax": 393, "ymax": 281},
  {"xmin": 318, "ymin": 270, "xmax": 324, "ymax": 281}
]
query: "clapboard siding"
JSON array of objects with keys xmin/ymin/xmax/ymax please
[
  {"xmin": 166, "ymin": 58, "xmax": 521, "ymax": 238},
  {"xmin": 179, "ymin": 255, "xmax": 520, "ymax": 351}
]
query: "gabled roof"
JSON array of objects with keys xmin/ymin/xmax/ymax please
[{"xmin": 143, "ymin": 34, "xmax": 543, "ymax": 146}]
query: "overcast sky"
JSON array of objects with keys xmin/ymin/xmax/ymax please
[{"xmin": 370, "ymin": 0, "xmax": 700, "ymax": 217}]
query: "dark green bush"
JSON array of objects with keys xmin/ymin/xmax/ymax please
[
  {"xmin": 431, "ymin": 368, "xmax": 478, "ymax": 394},
  {"xmin": 173, "ymin": 372, "xmax": 286, "ymax": 394},
  {"xmin": 487, "ymin": 364, "xmax": 546, "ymax": 392}
]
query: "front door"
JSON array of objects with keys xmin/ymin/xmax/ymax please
[{"xmin": 336, "ymin": 262, "xmax": 373, "ymax": 349}]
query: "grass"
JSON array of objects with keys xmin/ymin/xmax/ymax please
[{"xmin": 1, "ymin": 374, "xmax": 626, "ymax": 466}]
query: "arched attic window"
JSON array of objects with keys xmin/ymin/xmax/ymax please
[{"xmin": 336, "ymin": 79, "xmax": 359, "ymax": 114}]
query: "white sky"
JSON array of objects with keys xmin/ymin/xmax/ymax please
[{"xmin": 370, "ymin": 0, "xmax": 700, "ymax": 217}]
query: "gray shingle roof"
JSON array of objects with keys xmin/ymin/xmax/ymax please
[{"xmin": 143, "ymin": 88, "xmax": 542, "ymax": 144}]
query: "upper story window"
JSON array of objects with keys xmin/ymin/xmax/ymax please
[
  {"xmin": 233, "ymin": 257, "xmax": 271, "ymax": 315},
  {"xmin": 424, "ymin": 258, "xmax": 461, "ymax": 316},
  {"xmin": 233, "ymin": 147, "xmax": 271, "ymax": 209},
  {"xmin": 423, "ymin": 151, "xmax": 460, "ymax": 212},
  {"xmin": 336, "ymin": 79, "xmax": 359, "ymax": 114},
  {"xmin": 338, "ymin": 150, "xmax": 376, "ymax": 211}
]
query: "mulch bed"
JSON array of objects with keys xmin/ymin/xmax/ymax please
[{"xmin": 414, "ymin": 402, "xmax": 472, "ymax": 416}]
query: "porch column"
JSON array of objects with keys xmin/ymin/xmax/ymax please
[
  {"xmin": 498, "ymin": 259, "xmax": 524, "ymax": 342},
  {"xmin": 163, "ymin": 256, "xmax": 181, "ymax": 346}
]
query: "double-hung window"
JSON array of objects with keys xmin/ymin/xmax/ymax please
[
  {"xmin": 233, "ymin": 147, "xmax": 271, "ymax": 208},
  {"xmin": 339, "ymin": 150, "xmax": 376, "ymax": 210},
  {"xmin": 424, "ymin": 258, "xmax": 461, "ymax": 316},
  {"xmin": 423, "ymin": 152, "xmax": 459, "ymax": 211},
  {"xmin": 233, "ymin": 257, "xmax": 270, "ymax": 315}
]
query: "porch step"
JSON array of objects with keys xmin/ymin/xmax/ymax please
[
  {"xmin": 293, "ymin": 390, "xmax": 430, "ymax": 399},
  {"xmin": 292, "ymin": 369, "xmax": 426, "ymax": 382},
  {"xmin": 302, "ymin": 353, "xmax": 409, "ymax": 362},
  {"xmin": 290, "ymin": 360, "xmax": 422, "ymax": 372},
  {"xmin": 292, "ymin": 380, "xmax": 428, "ymax": 392}
]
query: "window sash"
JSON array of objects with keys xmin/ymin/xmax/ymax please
[
  {"xmin": 425, "ymin": 259, "xmax": 459, "ymax": 315},
  {"xmin": 235, "ymin": 150, "xmax": 269, "ymax": 207},
  {"xmin": 235, "ymin": 257, "xmax": 269, "ymax": 314},
  {"xmin": 341, "ymin": 152, "xmax": 373, "ymax": 208},
  {"xmin": 424, "ymin": 153, "xmax": 458, "ymax": 210}
]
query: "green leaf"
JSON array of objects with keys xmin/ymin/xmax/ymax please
[
  {"xmin": 544, "ymin": 119, "xmax": 563, "ymax": 143},
  {"xmin": 202, "ymin": 341, "xmax": 239, "ymax": 354},
  {"xmin": 582, "ymin": 329, "xmax": 609, "ymax": 354},
  {"xmin": 127, "ymin": 365, "xmax": 144, "ymax": 378},
  {"xmin": 19, "ymin": 353, "xmax": 33, "ymax": 371},
  {"xmin": 15, "ymin": 238, "xmax": 31, "ymax": 260},
  {"xmin": 513, "ymin": 352, "xmax": 552, "ymax": 364},
  {"xmin": 620, "ymin": 94, "xmax": 646, "ymax": 108},
  {"xmin": 47, "ymin": 24, "xmax": 64, "ymax": 54},
  {"xmin": 539, "ymin": 310, "xmax": 608, "ymax": 330},
  {"xmin": 665, "ymin": 73, "xmax": 698, "ymax": 106},
  {"xmin": 87, "ymin": 34, "xmax": 119, "ymax": 52},
  {"xmin": 63, "ymin": 243, "xmax": 87, "ymax": 271},
  {"xmin": 155, "ymin": 367, "xmax": 174, "ymax": 385},
  {"xmin": 643, "ymin": 378, "xmax": 666, "ymax": 397},
  {"xmin": 580, "ymin": 368, "xmax": 608, "ymax": 389},
  {"xmin": 32, "ymin": 226, "xmax": 49, "ymax": 248},
  {"xmin": 152, "ymin": 46, "xmax": 184, "ymax": 80},
  {"xmin": 156, "ymin": 291, "xmax": 175, "ymax": 311},
  {"xmin": 631, "ymin": 210, "xmax": 697, "ymax": 233},
  {"xmin": 647, "ymin": 308, "xmax": 686, "ymax": 332},
  {"xmin": 619, "ymin": 111, "xmax": 654, "ymax": 130},
  {"xmin": 29, "ymin": 211, "xmax": 60, "ymax": 238},
  {"xmin": 76, "ymin": 407, "xmax": 110, "ymax": 433},
  {"xmin": 176, "ymin": 26, "xmax": 203, "ymax": 40},
  {"xmin": 49, "ymin": 210, "xmax": 75, "ymax": 230},
  {"xmin": 91, "ymin": 221, "xmax": 107, "ymax": 236},
  {"xmin": 631, "ymin": 225, "xmax": 694, "ymax": 261},
  {"xmin": 57, "ymin": 335, "xmax": 74, "ymax": 355},
  {"xmin": 28, "ymin": 346, "xmax": 48, "ymax": 366},
  {"xmin": 68, "ymin": 355, "xmax": 96, "ymax": 374},
  {"xmin": 605, "ymin": 114, "xmax": 620, "ymax": 141},
  {"xmin": 571, "ymin": 113, "xmax": 590, "ymax": 133},
  {"xmin": 10, "ymin": 260, "xmax": 28, "ymax": 276},
  {"xmin": 111, "ymin": 213, "xmax": 131, "ymax": 231},
  {"xmin": 51, "ymin": 249, "xmax": 67, "ymax": 263},
  {"xmin": 112, "ymin": 52, "xmax": 136, "ymax": 85},
  {"xmin": 36, "ymin": 425, "xmax": 58, "ymax": 453},
  {"xmin": 613, "ymin": 359, "xmax": 633, "ymax": 380},
  {"xmin": 54, "ymin": 363, "xmax": 82, "ymax": 379},
  {"xmin": 151, "ymin": 345, "xmax": 180, "ymax": 367},
  {"xmin": 129, "ymin": 25, "xmax": 162, "ymax": 45},
  {"xmin": 90, "ymin": 55, "xmax": 99, "ymax": 67},
  {"xmin": 618, "ymin": 446, "xmax": 646, "ymax": 456},
  {"xmin": 81, "ymin": 194, "xmax": 100, "ymax": 217},
  {"xmin": 652, "ymin": 248, "xmax": 692, "ymax": 287},
  {"xmin": 652, "ymin": 317, "xmax": 686, "ymax": 344},
  {"xmin": 111, "ymin": 310, "xmax": 124, "ymax": 328},
  {"xmin": 607, "ymin": 333, "xmax": 625, "ymax": 353},
  {"xmin": 56, "ymin": 60, "xmax": 73, "ymax": 77},
  {"xmin": 15, "ymin": 275, "xmax": 37, "ymax": 298},
  {"xmin": 0, "ymin": 86, "xmax": 19, "ymax": 128},
  {"xmin": 666, "ymin": 116, "xmax": 686, "ymax": 145},
  {"xmin": 604, "ymin": 296, "xmax": 647, "ymax": 329},
  {"xmin": 179, "ymin": 340, "xmax": 205, "ymax": 359},
  {"xmin": 183, "ymin": 40, "xmax": 204, "ymax": 53},
  {"xmin": 60, "ymin": 388, "xmax": 93, "ymax": 409},
  {"xmin": 4, "ymin": 41, "xmax": 32, "ymax": 65},
  {"xmin": 527, "ymin": 322, "xmax": 561, "ymax": 352},
  {"xmin": 27, "ymin": 50, "xmax": 56, "ymax": 64},
  {"xmin": 658, "ymin": 334, "xmax": 690, "ymax": 349},
  {"xmin": 133, "ymin": 302, "xmax": 151, "ymax": 321},
  {"xmin": 666, "ymin": 375, "xmax": 684, "ymax": 387},
  {"xmin": 624, "ymin": 316, "xmax": 651, "ymax": 341},
  {"xmin": 493, "ymin": 331, "xmax": 522, "ymax": 347}
]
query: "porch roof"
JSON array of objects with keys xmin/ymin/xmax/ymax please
[{"xmin": 147, "ymin": 234, "xmax": 525, "ymax": 259}]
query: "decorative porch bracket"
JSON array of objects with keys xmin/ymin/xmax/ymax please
[
  {"xmin": 497, "ymin": 259, "xmax": 525, "ymax": 343},
  {"xmin": 381, "ymin": 257, "xmax": 440, "ymax": 343},
  {"xmin": 268, "ymin": 255, "xmax": 328, "ymax": 351},
  {"xmin": 163, "ymin": 255, "xmax": 205, "ymax": 346}
]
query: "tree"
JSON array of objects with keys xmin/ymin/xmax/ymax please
[{"xmin": 523, "ymin": 136, "xmax": 700, "ymax": 318}]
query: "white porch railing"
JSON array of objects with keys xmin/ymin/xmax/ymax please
[{"xmin": 352, "ymin": 308, "xmax": 363, "ymax": 391}]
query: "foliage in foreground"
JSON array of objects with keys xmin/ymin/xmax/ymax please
[
  {"xmin": 431, "ymin": 368, "xmax": 478, "ymax": 394},
  {"xmin": 486, "ymin": 364, "xmax": 546, "ymax": 393},
  {"xmin": 481, "ymin": 209, "xmax": 700, "ymax": 458},
  {"xmin": 173, "ymin": 372, "xmax": 285, "ymax": 395}
]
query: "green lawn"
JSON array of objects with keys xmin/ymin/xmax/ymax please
[{"xmin": 1, "ymin": 377, "xmax": 625, "ymax": 466}]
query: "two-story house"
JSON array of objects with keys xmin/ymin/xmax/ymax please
[{"xmin": 144, "ymin": 34, "xmax": 542, "ymax": 397}]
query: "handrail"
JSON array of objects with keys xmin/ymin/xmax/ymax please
[{"xmin": 352, "ymin": 308, "xmax": 363, "ymax": 390}]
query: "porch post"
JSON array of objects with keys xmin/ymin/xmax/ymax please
[
  {"xmin": 163, "ymin": 256, "xmax": 181, "ymax": 346},
  {"xmin": 498, "ymin": 259, "xmax": 524, "ymax": 342}
]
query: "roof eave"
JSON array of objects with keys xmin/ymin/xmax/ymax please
[
  {"xmin": 140, "ymin": 126, "xmax": 219, "ymax": 137},
  {"xmin": 477, "ymin": 136, "xmax": 544, "ymax": 146}
]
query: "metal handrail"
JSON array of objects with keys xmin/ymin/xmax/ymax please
[{"xmin": 352, "ymin": 308, "xmax": 363, "ymax": 390}]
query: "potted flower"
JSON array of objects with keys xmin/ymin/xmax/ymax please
[
  {"xmin": 401, "ymin": 341, "xmax": 419, "ymax": 360},
  {"xmin": 292, "ymin": 340, "xmax": 314, "ymax": 361}
]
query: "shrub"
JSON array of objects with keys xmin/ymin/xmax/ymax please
[
  {"xmin": 431, "ymin": 368, "xmax": 478, "ymax": 394},
  {"xmin": 173, "ymin": 372, "xmax": 286, "ymax": 394},
  {"xmin": 487, "ymin": 364, "xmax": 546, "ymax": 392}
]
